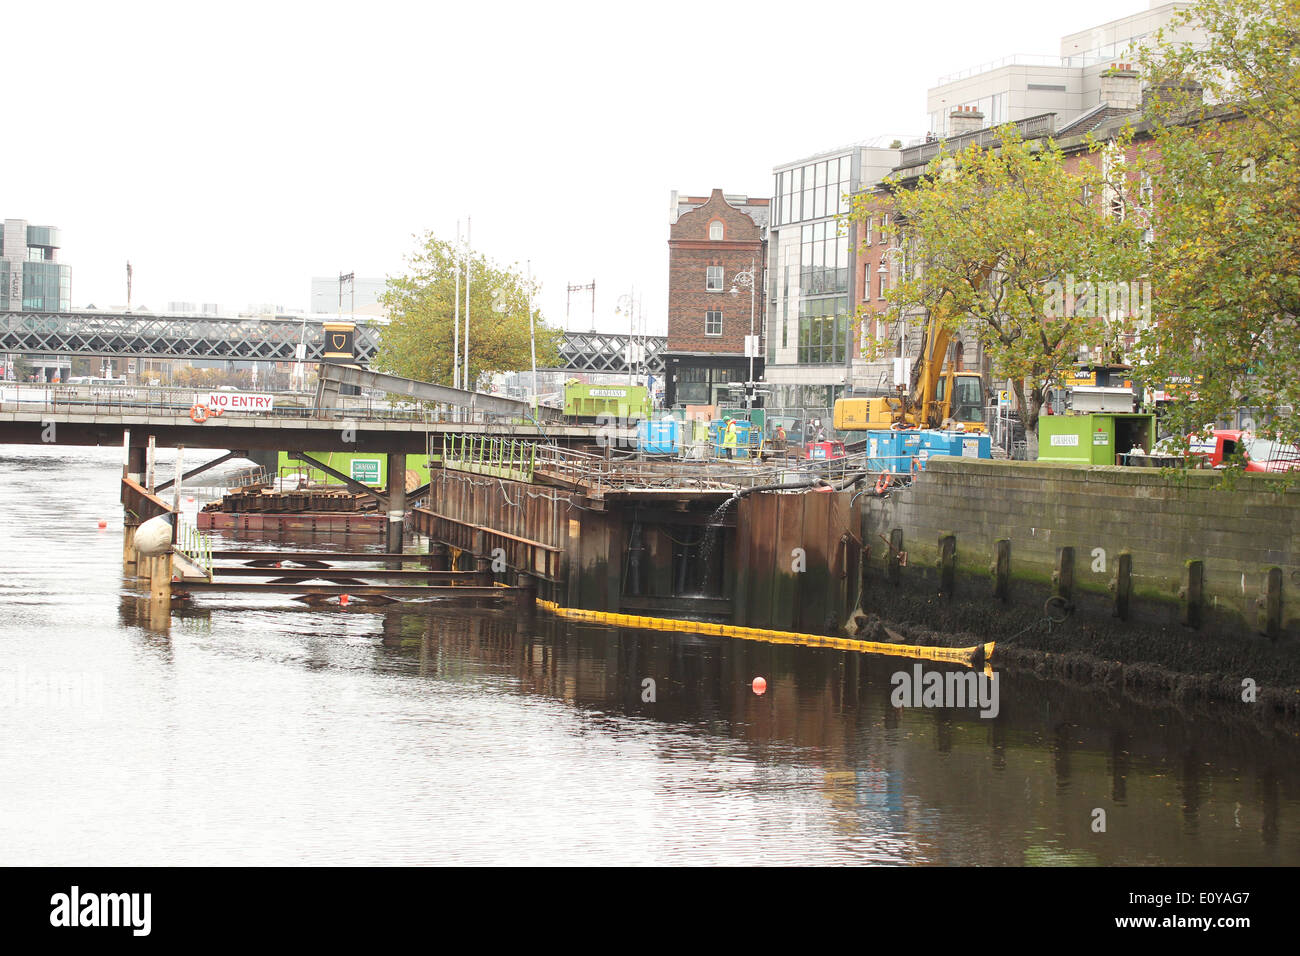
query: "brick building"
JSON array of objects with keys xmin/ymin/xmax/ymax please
[{"xmin": 663, "ymin": 189, "xmax": 768, "ymax": 408}]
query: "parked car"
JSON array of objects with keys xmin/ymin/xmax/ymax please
[{"xmin": 1181, "ymin": 429, "xmax": 1300, "ymax": 472}]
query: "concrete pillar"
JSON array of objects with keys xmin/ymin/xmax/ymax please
[{"xmin": 386, "ymin": 452, "xmax": 407, "ymax": 554}]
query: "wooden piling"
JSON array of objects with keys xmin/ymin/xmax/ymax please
[
  {"xmin": 992, "ymin": 538, "xmax": 1011, "ymax": 603},
  {"xmin": 887, "ymin": 528, "xmax": 904, "ymax": 587},
  {"xmin": 1113, "ymin": 551, "xmax": 1132, "ymax": 621},
  {"xmin": 1054, "ymin": 546, "xmax": 1075, "ymax": 606},
  {"xmin": 938, "ymin": 533, "xmax": 956, "ymax": 598},
  {"xmin": 1182, "ymin": 560, "xmax": 1204, "ymax": 629},
  {"xmin": 1261, "ymin": 567, "xmax": 1283, "ymax": 639}
]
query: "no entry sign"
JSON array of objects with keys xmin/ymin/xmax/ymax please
[{"xmin": 202, "ymin": 391, "xmax": 276, "ymax": 412}]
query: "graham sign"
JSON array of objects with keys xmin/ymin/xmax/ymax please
[
  {"xmin": 202, "ymin": 391, "xmax": 276, "ymax": 412},
  {"xmin": 350, "ymin": 459, "xmax": 381, "ymax": 484}
]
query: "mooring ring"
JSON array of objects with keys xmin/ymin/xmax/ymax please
[{"xmin": 1044, "ymin": 595, "xmax": 1072, "ymax": 623}]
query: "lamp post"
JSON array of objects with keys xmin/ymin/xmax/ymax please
[
  {"xmin": 617, "ymin": 292, "xmax": 637, "ymax": 386},
  {"xmin": 729, "ymin": 257, "xmax": 759, "ymax": 409}
]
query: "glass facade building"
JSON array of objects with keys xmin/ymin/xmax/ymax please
[
  {"xmin": 2, "ymin": 219, "xmax": 71, "ymax": 312},
  {"xmin": 768, "ymin": 152, "xmax": 852, "ymax": 369}
]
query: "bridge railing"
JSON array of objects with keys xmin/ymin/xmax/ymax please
[{"xmin": 0, "ymin": 384, "xmax": 562, "ymax": 427}]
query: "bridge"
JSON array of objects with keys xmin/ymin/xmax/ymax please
[{"xmin": 2, "ymin": 310, "xmax": 667, "ymax": 375}]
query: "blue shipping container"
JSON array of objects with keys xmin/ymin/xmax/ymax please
[
  {"xmin": 637, "ymin": 419, "xmax": 681, "ymax": 454},
  {"xmin": 916, "ymin": 431, "xmax": 991, "ymax": 470}
]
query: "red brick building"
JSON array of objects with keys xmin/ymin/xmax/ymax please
[{"xmin": 663, "ymin": 189, "xmax": 768, "ymax": 408}]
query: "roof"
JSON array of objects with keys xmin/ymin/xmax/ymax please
[{"xmin": 1057, "ymin": 103, "xmax": 1140, "ymax": 137}]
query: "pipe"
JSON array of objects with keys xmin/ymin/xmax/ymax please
[{"xmin": 728, "ymin": 470, "xmax": 869, "ymax": 501}]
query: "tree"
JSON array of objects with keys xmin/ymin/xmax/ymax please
[
  {"xmin": 852, "ymin": 126, "xmax": 1147, "ymax": 454},
  {"xmin": 1135, "ymin": 0, "xmax": 1300, "ymax": 450},
  {"xmin": 377, "ymin": 232, "xmax": 562, "ymax": 389}
]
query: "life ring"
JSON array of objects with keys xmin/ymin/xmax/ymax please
[
  {"xmin": 875, "ymin": 473, "xmax": 890, "ymax": 494},
  {"xmin": 210, "ymin": 404, "xmax": 224, "ymax": 417},
  {"xmin": 190, "ymin": 404, "xmax": 209, "ymax": 423}
]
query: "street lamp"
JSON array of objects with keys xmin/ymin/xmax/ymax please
[
  {"xmin": 617, "ymin": 292, "xmax": 638, "ymax": 386},
  {"xmin": 729, "ymin": 257, "xmax": 759, "ymax": 409}
]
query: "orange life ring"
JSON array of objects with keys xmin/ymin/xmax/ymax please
[
  {"xmin": 875, "ymin": 473, "xmax": 890, "ymax": 494},
  {"xmin": 210, "ymin": 404, "xmax": 224, "ymax": 417},
  {"xmin": 190, "ymin": 404, "xmax": 209, "ymax": 423}
]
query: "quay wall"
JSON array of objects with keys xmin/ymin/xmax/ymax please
[{"xmin": 855, "ymin": 459, "xmax": 1300, "ymax": 659}]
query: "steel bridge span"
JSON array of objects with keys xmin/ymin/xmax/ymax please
[{"xmin": 2, "ymin": 310, "xmax": 666, "ymax": 374}]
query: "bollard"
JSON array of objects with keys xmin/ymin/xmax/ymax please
[
  {"xmin": 1112, "ymin": 551, "xmax": 1132, "ymax": 621},
  {"xmin": 938, "ymin": 534, "xmax": 956, "ymax": 598},
  {"xmin": 992, "ymin": 538, "xmax": 1011, "ymax": 603}
]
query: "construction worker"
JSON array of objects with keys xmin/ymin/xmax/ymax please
[{"xmin": 723, "ymin": 418, "xmax": 739, "ymax": 459}]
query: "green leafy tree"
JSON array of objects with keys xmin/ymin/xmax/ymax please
[
  {"xmin": 1135, "ymin": 0, "xmax": 1300, "ymax": 450},
  {"xmin": 853, "ymin": 126, "xmax": 1147, "ymax": 454},
  {"xmin": 377, "ymin": 232, "xmax": 562, "ymax": 389}
]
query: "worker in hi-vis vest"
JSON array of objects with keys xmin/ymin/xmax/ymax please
[{"xmin": 723, "ymin": 418, "xmax": 738, "ymax": 458}]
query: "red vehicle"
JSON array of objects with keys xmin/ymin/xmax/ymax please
[
  {"xmin": 804, "ymin": 440, "xmax": 846, "ymax": 460},
  {"xmin": 1185, "ymin": 429, "xmax": 1300, "ymax": 472}
]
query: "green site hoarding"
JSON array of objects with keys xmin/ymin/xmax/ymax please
[
  {"xmin": 276, "ymin": 451, "xmax": 431, "ymax": 487},
  {"xmin": 1037, "ymin": 413, "xmax": 1156, "ymax": 465}
]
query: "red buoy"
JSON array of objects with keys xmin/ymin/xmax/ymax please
[
  {"xmin": 96, "ymin": 519, "xmax": 108, "ymax": 530},
  {"xmin": 752, "ymin": 676, "xmax": 767, "ymax": 695},
  {"xmin": 339, "ymin": 593, "xmax": 350, "ymax": 607}
]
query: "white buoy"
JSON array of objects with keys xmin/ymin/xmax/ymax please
[{"xmin": 134, "ymin": 514, "xmax": 174, "ymax": 556}]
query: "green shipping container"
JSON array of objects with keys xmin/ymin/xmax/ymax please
[{"xmin": 1037, "ymin": 413, "xmax": 1156, "ymax": 465}]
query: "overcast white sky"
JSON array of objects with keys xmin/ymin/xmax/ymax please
[{"xmin": 9, "ymin": 0, "xmax": 1147, "ymax": 334}]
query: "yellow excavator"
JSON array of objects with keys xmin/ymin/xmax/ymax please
[{"xmin": 833, "ymin": 288, "xmax": 987, "ymax": 433}]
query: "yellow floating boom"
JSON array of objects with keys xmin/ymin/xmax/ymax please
[{"xmin": 535, "ymin": 599, "xmax": 993, "ymax": 668}]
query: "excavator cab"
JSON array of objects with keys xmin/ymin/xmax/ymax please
[{"xmin": 934, "ymin": 372, "xmax": 986, "ymax": 430}]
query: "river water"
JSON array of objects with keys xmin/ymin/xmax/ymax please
[{"xmin": 1, "ymin": 444, "xmax": 1297, "ymax": 865}]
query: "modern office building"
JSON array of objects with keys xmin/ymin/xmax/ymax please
[
  {"xmin": 2, "ymin": 219, "xmax": 71, "ymax": 312},
  {"xmin": 925, "ymin": 2, "xmax": 1203, "ymax": 138},
  {"xmin": 762, "ymin": 145, "xmax": 900, "ymax": 409},
  {"xmin": 663, "ymin": 189, "xmax": 768, "ymax": 408},
  {"xmin": 2, "ymin": 219, "xmax": 73, "ymax": 381}
]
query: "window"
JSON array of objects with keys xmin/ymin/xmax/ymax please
[
  {"xmin": 705, "ymin": 310, "xmax": 723, "ymax": 336},
  {"xmin": 709, "ymin": 221, "xmax": 724, "ymax": 240},
  {"xmin": 877, "ymin": 271, "xmax": 888, "ymax": 300},
  {"xmin": 706, "ymin": 265, "xmax": 723, "ymax": 291},
  {"xmin": 879, "ymin": 214, "xmax": 889, "ymax": 243},
  {"xmin": 865, "ymin": 217, "xmax": 874, "ymax": 245}
]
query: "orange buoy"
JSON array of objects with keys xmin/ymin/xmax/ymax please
[
  {"xmin": 190, "ymin": 404, "xmax": 209, "ymax": 423},
  {"xmin": 96, "ymin": 519, "xmax": 107, "ymax": 529},
  {"xmin": 752, "ymin": 676, "xmax": 767, "ymax": 695},
  {"xmin": 339, "ymin": 593, "xmax": 350, "ymax": 607}
]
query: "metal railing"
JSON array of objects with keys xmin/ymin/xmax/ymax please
[
  {"xmin": 441, "ymin": 435, "xmax": 537, "ymax": 482},
  {"xmin": 0, "ymin": 384, "xmax": 563, "ymax": 427},
  {"xmin": 175, "ymin": 521, "xmax": 214, "ymax": 579}
]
